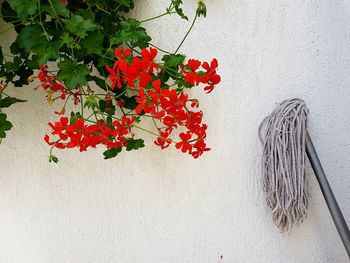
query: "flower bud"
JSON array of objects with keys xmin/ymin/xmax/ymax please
[
  {"xmin": 60, "ymin": 106, "xmax": 66, "ymax": 115},
  {"xmin": 28, "ymin": 75, "xmax": 35, "ymax": 82},
  {"xmin": 47, "ymin": 91, "xmax": 53, "ymax": 105},
  {"xmin": 197, "ymin": 1, "xmax": 207, "ymax": 17}
]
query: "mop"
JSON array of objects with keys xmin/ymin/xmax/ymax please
[{"xmin": 259, "ymin": 98, "xmax": 350, "ymax": 257}]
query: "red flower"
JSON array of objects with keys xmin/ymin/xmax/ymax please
[
  {"xmin": 182, "ymin": 58, "xmax": 221, "ymax": 93},
  {"xmin": 44, "ymin": 134, "xmax": 55, "ymax": 146},
  {"xmin": 184, "ymin": 72, "xmax": 200, "ymax": 86},
  {"xmin": 191, "ymin": 140, "xmax": 210, "ymax": 158},
  {"xmin": 140, "ymin": 47, "xmax": 158, "ymax": 73},
  {"xmin": 138, "ymin": 71, "xmax": 152, "ymax": 88},
  {"xmin": 135, "ymin": 88, "xmax": 154, "ymax": 114},
  {"xmin": 36, "ymin": 64, "xmax": 67, "ymax": 100},
  {"xmin": 202, "ymin": 58, "xmax": 218, "ymax": 72},
  {"xmin": 105, "ymin": 48, "xmax": 132, "ymax": 90},
  {"xmin": 162, "ymin": 116, "xmax": 177, "ymax": 131},
  {"xmin": 147, "ymin": 79, "xmax": 162, "ymax": 103},
  {"xmin": 190, "ymin": 99, "xmax": 199, "ymax": 108},
  {"xmin": 114, "ymin": 48, "xmax": 132, "ymax": 60},
  {"xmin": 203, "ymin": 73, "xmax": 221, "ymax": 93},
  {"xmin": 175, "ymin": 132, "xmax": 192, "ymax": 153},
  {"xmin": 106, "ymin": 47, "xmax": 160, "ymax": 90},
  {"xmin": 187, "ymin": 59, "xmax": 201, "ymax": 71},
  {"xmin": 106, "ymin": 65, "xmax": 122, "ymax": 89},
  {"xmin": 201, "ymin": 58, "xmax": 221, "ymax": 93},
  {"xmin": 154, "ymin": 132, "xmax": 171, "ymax": 149}
]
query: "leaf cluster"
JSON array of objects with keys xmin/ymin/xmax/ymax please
[
  {"xmin": 0, "ymin": 0, "xmax": 150, "ymax": 146},
  {"xmin": 0, "ymin": 93, "xmax": 26, "ymax": 138},
  {"xmin": 0, "ymin": 0, "xmax": 208, "ymax": 161},
  {"xmin": 0, "ymin": 0, "xmax": 150, "ymax": 91}
]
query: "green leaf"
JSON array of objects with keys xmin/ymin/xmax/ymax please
[
  {"xmin": 16, "ymin": 25, "xmax": 47, "ymax": 52},
  {"xmin": 0, "ymin": 96, "xmax": 26, "ymax": 108},
  {"xmin": 80, "ymin": 31, "xmax": 104, "ymax": 55},
  {"xmin": 162, "ymin": 54, "xmax": 185, "ymax": 68},
  {"xmin": 88, "ymin": 76, "xmax": 107, "ymax": 91},
  {"xmin": 88, "ymin": 0, "xmax": 133, "ymax": 12},
  {"xmin": 0, "ymin": 113, "xmax": 13, "ymax": 138},
  {"xmin": 4, "ymin": 57, "xmax": 22, "ymax": 71},
  {"xmin": 1, "ymin": 2, "xmax": 18, "ymax": 23},
  {"xmin": 175, "ymin": 78, "xmax": 191, "ymax": 90},
  {"xmin": 65, "ymin": 15, "xmax": 98, "ymax": 38},
  {"xmin": 172, "ymin": 0, "xmax": 188, "ymax": 20},
  {"xmin": 70, "ymin": 112, "xmax": 83, "ymax": 124},
  {"xmin": 111, "ymin": 18, "xmax": 151, "ymax": 48},
  {"xmin": 160, "ymin": 54, "xmax": 185, "ymax": 83},
  {"xmin": 99, "ymin": 12, "xmax": 118, "ymax": 36},
  {"xmin": 106, "ymin": 115, "xmax": 112, "ymax": 126},
  {"xmin": 123, "ymin": 96, "xmax": 138, "ymax": 110},
  {"xmin": 32, "ymin": 40, "xmax": 63, "ymax": 65},
  {"xmin": 60, "ymin": 33, "xmax": 79, "ymax": 49},
  {"xmin": 0, "ymin": 71, "xmax": 15, "ymax": 83},
  {"xmin": 126, "ymin": 138, "xmax": 145, "ymax": 151},
  {"xmin": 75, "ymin": 9, "xmax": 95, "ymax": 21},
  {"xmin": 10, "ymin": 42, "xmax": 21, "ymax": 55},
  {"xmin": 41, "ymin": 1, "xmax": 69, "ymax": 18},
  {"xmin": 57, "ymin": 60, "xmax": 90, "ymax": 89},
  {"xmin": 115, "ymin": 0, "xmax": 134, "ymax": 12},
  {"xmin": 10, "ymin": 0, "xmax": 38, "ymax": 18},
  {"xmin": 103, "ymin": 147, "xmax": 122, "ymax": 159},
  {"xmin": 26, "ymin": 60, "xmax": 38, "ymax": 69},
  {"xmin": 13, "ymin": 66, "xmax": 34, "ymax": 87}
]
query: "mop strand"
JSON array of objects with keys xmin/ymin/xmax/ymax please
[{"xmin": 259, "ymin": 98, "xmax": 310, "ymax": 232}]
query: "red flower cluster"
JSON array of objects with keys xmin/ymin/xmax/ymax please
[
  {"xmin": 135, "ymin": 79, "xmax": 210, "ymax": 158},
  {"xmin": 45, "ymin": 116, "xmax": 135, "ymax": 151},
  {"xmin": 106, "ymin": 48, "xmax": 220, "ymax": 158},
  {"xmin": 44, "ymin": 47, "xmax": 220, "ymax": 160},
  {"xmin": 37, "ymin": 65, "xmax": 66, "ymax": 100},
  {"xmin": 183, "ymin": 58, "xmax": 221, "ymax": 93},
  {"xmin": 106, "ymin": 48, "xmax": 158, "ymax": 90}
]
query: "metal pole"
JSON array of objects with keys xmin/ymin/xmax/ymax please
[{"xmin": 305, "ymin": 133, "xmax": 350, "ymax": 258}]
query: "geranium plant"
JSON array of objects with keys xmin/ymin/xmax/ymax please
[{"xmin": 0, "ymin": 0, "xmax": 220, "ymax": 162}]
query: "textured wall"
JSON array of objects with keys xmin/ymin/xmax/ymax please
[{"xmin": 1, "ymin": 0, "xmax": 350, "ymax": 262}]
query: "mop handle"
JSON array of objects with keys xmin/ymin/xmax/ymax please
[{"xmin": 305, "ymin": 133, "xmax": 350, "ymax": 257}]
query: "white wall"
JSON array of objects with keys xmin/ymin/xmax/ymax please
[{"xmin": 1, "ymin": 0, "xmax": 350, "ymax": 262}]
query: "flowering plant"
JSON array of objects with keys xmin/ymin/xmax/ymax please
[{"xmin": 0, "ymin": 0, "xmax": 220, "ymax": 162}]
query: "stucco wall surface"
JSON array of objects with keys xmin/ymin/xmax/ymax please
[{"xmin": 1, "ymin": 0, "xmax": 350, "ymax": 262}]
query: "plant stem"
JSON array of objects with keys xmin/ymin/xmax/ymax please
[
  {"xmin": 174, "ymin": 13, "xmax": 198, "ymax": 54},
  {"xmin": 0, "ymin": 25, "xmax": 16, "ymax": 35},
  {"xmin": 149, "ymin": 43, "xmax": 171, "ymax": 54},
  {"xmin": 140, "ymin": 11, "xmax": 176, "ymax": 24},
  {"xmin": 48, "ymin": 0, "xmax": 65, "ymax": 30},
  {"xmin": 152, "ymin": 116, "xmax": 161, "ymax": 131},
  {"xmin": 96, "ymin": 4, "xmax": 111, "ymax": 14},
  {"xmin": 133, "ymin": 125, "xmax": 160, "ymax": 137},
  {"xmin": 37, "ymin": 0, "xmax": 49, "ymax": 38}
]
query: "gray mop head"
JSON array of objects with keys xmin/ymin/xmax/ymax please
[{"xmin": 259, "ymin": 98, "xmax": 310, "ymax": 232}]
